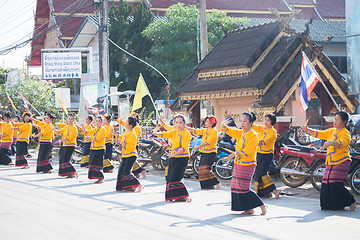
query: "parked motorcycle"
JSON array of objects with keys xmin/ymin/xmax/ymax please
[
  {"xmin": 279, "ymin": 145, "xmax": 326, "ymax": 188},
  {"xmin": 310, "ymin": 149, "xmax": 360, "ymax": 194}
]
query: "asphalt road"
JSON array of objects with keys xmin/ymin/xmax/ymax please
[{"xmin": 1, "ymin": 152, "xmax": 359, "ymax": 240}]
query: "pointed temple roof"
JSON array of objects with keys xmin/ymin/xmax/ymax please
[{"xmin": 175, "ymin": 20, "xmax": 358, "ymax": 113}]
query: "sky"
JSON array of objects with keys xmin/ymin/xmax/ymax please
[{"xmin": 0, "ymin": 0, "xmax": 37, "ymax": 71}]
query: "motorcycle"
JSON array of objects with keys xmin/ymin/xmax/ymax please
[
  {"xmin": 279, "ymin": 145, "xmax": 326, "ymax": 188},
  {"xmin": 310, "ymin": 149, "xmax": 360, "ymax": 194},
  {"xmin": 150, "ymin": 138, "xmax": 169, "ymax": 170}
]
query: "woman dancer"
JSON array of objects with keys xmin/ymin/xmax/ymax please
[
  {"xmin": 13, "ymin": 112, "xmax": 32, "ymax": 168},
  {"xmin": 32, "ymin": 113, "xmax": 55, "ymax": 173},
  {"xmin": 252, "ymin": 113, "xmax": 279, "ymax": 198},
  {"xmin": 159, "ymin": 116, "xmax": 175, "ymax": 179},
  {"xmin": 80, "ymin": 115, "xmax": 94, "ymax": 167},
  {"xmin": 153, "ymin": 114, "xmax": 192, "ymax": 202},
  {"xmin": 103, "ymin": 115, "xmax": 115, "ymax": 173},
  {"xmin": 115, "ymin": 117, "xmax": 143, "ymax": 192},
  {"xmin": 187, "ymin": 116, "xmax": 221, "ymax": 190},
  {"xmin": 85, "ymin": 116, "xmax": 106, "ymax": 184},
  {"xmin": 54, "ymin": 114, "xmax": 79, "ymax": 178},
  {"xmin": 302, "ymin": 111, "xmax": 356, "ymax": 211},
  {"xmin": 221, "ymin": 112, "xmax": 266, "ymax": 215},
  {"xmin": 11, "ymin": 115, "xmax": 20, "ymax": 156},
  {"xmin": 117, "ymin": 112, "xmax": 146, "ymax": 178},
  {"xmin": 0, "ymin": 113, "xmax": 14, "ymax": 165}
]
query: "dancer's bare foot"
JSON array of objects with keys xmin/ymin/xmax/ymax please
[
  {"xmin": 215, "ymin": 182, "xmax": 221, "ymax": 190},
  {"xmin": 94, "ymin": 179, "xmax": 104, "ymax": 184},
  {"xmin": 136, "ymin": 184, "xmax": 144, "ymax": 192},
  {"xmin": 7, "ymin": 162, "xmax": 14, "ymax": 166},
  {"xmin": 273, "ymin": 189, "xmax": 279, "ymax": 199},
  {"xmin": 185, "ymin": 196, "xmax": 192, "ymax": 203},
  {"xmin": 141, "ymin": 170, "xmax": 147, "ymax": 179},
  {"xmin": 350, "ymin": 203, "xmax": 356, "ymax": 211},
  {"xmin": 241, "ymin": 209, "xmax": 254, "ymax": 215},
  {"xmin": 45, "ymin": 169, "xmax": 54, "ymax": 173},
  {"xmin": 260, "ymin": 205, "xmax": 267, "ymax": 215},
  {"xmin": 21, "ymin": 165, "xmax": 30, "ymax": 169}
]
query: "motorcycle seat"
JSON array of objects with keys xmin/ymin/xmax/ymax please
[
  {"xmin": 286, "ymin": 145, "xmax": 314, "ymax": 152},
  {"xmin": 218, "ymin": 142, "xmax": 235, "ymax": 151},
  {"xmin": 139, "ymin": 139, "xmax": 154, "ymax": 146}
]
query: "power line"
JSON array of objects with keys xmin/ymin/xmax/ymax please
[
  {"xmin": 0, "ymin": 0, "xmax": 36, "ymax": 27},
  {"xmin": 0, "ymin": 0, "xmax": 93, "ymax": 55},
  {"xmin": 109, "ymin": 38, "xmax": 169, "ymax": 84}
]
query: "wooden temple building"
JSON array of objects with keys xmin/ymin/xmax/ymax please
[{"xmin": 173, "ymin": 19, "xmax": 358, "ymax": 129}]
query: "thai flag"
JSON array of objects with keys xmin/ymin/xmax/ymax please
[
  {"xmin": 300, "ymin": 52, "xmax": 320, "ymax": 112},
  {"xmin": 18, "ymin": 93, "xmax": 32, "ymax": 115}
]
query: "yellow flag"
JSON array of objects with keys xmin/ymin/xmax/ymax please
[
  {"xmin": 132, "ymin": 74, "xmax": 150, "ymax": 111},
  {"xmin": 53, "ymin": 89, "xmax": 69, "ymax": 115},
  {"xmin": 5, "ymin": 90, "xmax": 17, "ymax": 111}
]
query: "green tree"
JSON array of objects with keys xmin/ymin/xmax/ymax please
[
  {"xmin": 109, "ymin": 1, "xmax": 160, "ymax": 100},
  {"xmin": 0, "ymin": 77, "xmax": 56, "ymax": 117},
  {"xmin": 0, "ymin": 67, "xmax": 15, "ymax": 84},
  {"xmin": 142, "ymin": 3, "xmax": 248, "ymax": 96}
]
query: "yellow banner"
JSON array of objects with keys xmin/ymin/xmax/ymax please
[{"xmin": 132, "ymin": 74, "xmax": 150, "ymax": 111}]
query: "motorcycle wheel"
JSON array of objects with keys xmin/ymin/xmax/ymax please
[
  {"xmin": 192, "ymin": 152, "xmax": 201, "ymax": 175},
  {"xmin": 280, "ymin": 157, "xmax": 309, "ymax": 188},
  {"xmin": 350, "ymin": 166, "xmax": 360, "ymax": 195},
  {"xmin": 71, "ymin": 149, "xmax": 82, "ymax": 164},
  {"xmin": 215, "ymin": 156, "xmax": 234, "ymax": 180},
  {"xmin": 310, "ymin": 162, "xmax": 326, "ymax": 192},
  {"xmin": 137, "ymin": 147, "xmax": 149, "ymax": 167},
  {"xmin": 151, "ymin": 155, "xmax": 164, "ymax": 171}
]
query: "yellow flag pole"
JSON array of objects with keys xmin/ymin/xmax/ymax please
[{"xmin": 5, "ymin": 90, "xmax": 17, "ymax": 111}]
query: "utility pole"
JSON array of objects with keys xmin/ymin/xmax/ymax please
[
  {"xmin": 199, "ymin": 0, "xmax": 212, "ymax": 118},
  {"xmin": 98, "ymin": 0, "xmax": 109, "ymax": 84},
  {"xmin": 199, "ymin": 0, "xmax": 208, "ymax": 60}
]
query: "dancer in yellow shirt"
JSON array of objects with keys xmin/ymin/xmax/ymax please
[
  {"xmin": 80, "ymin": 116, "xmax": 94, "ymax": 167},
  {"xmin": 103, "ymin": 115, "xmax": 115, "ymax": 173},
  {"xmin": 32, "ymin": 113, "xmax": 55, "ymax": 173},
  {"xmin": 115, "ymin": 117, "xmax": 143, "ymax": 192},
  {"xmin": 54, "ymin": 114, "xmax": 79, "ymax": 178},
  {"xmin": 153, "ymin": 114, "xmax": 192, "ymax": 202},
  {"xmin": 303, "ymin": 111, "xmax": 356, "ymax": 211},
  {"xmin": 252, "ymin": 113, "xmax": 279, "ymax": 199},
  {"xmin": 0, "ymin": 113, "xmax": 14, "ymax": 165},
  {"xmin": 13, "ymin": 112, "xmax": 32, "ymax": 168},
  {"xmin": 85, "ymin": 116, "xmax": 106, "ymax": 184},
  {"xmin": 187, "ymin": 116, "xmax": 221, "ymax": 190},
  {"xmin": 117, "ymin": 112, "xmax": 146, "ymax": 178},
  {"xmin": 221, "ymin": 112, "xmax": 266, "ymax": 215}
]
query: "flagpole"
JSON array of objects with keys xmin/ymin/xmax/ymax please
[
  {"xmin": 140, "ymin": 73, "xmax": 160, "ymax": 119},
  {"xmin": 302, "ymin": 51, "xmax": 341, "ymax": 112}
]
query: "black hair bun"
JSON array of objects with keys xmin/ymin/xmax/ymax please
[{"xmin": 250, "ymin": 112, "xmax": 257, "ymax": 122}]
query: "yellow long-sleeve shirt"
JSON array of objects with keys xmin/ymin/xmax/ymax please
[
  {"xmin": 159, "ymin": 129, "xmax": 192, "ymax": 158},
  {"xmin": 58, "ymin": 124, "xmax": 78, "ymax": 147},
  {"xmin": 312, "ymin": 127, "xmax": 351, "ymax": 165},
  {"xmin": 0, "ymin": 122, "xmax": 13, "ymax": 142},
  {"xmin": 117, "ymin": 118, "xmax": 142, "ymax": 143},
  {"xmin": 14, "ymin": 122, "xmax": 32, "ymax": 144},
  {"xmin": 104, "ymin": 124, "xmax": 113, "ymax": 144},
  {"xmin": 117, "ymin": 129, "xmax": 137, "ymax": 158},
  {"xmin": 82, "ymin": 124, "xmax": 94, "ymax": 143},
  {"xmin": 34, "ymin": 120, "xmax": 54, "ymax": 143},
  {"xmin": 191, "ymin": 127, "xmax": 218, "ymax": 153},
  {"xmin": 252, "ymin": 124, "xmax": 277, "ymax": 154},
  {"xmin": 88, "ymin": 126, "xmax": 106, "ymax": 150},
  {"xmin": 221, "ymin": 126, "xmax": 259, "ymax": 166}
]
